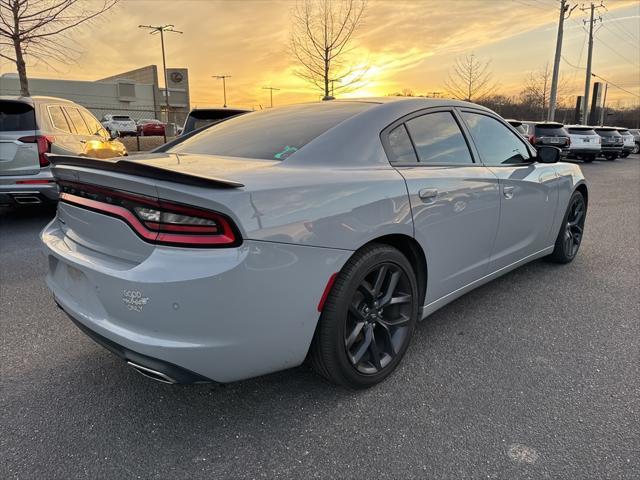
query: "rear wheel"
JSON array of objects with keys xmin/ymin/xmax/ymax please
[
  {"xmin": 633, "ymin": 143, "xmax": 639, "ymax": 155},
  {"xmin": 549, "ymin": 190, "xmax": 586, "ymax": 264},
  {"xmin": 310, "ymin": 244, "xmax": 419, "ymax": 389},
  {"xmin": 605, "ymin": 154, "xmax": 616, "ymax": 161},
  {"xmin": 583, "ymin": 155, "xmax": 594, "ymax": 163}
]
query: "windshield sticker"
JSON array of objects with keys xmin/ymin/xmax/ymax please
[{"xmin": 274, "ymin": 145, "xmax": 298, "ymax": 160}]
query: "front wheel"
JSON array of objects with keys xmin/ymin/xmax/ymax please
[
  {"xmin": 548, "ymin": 190, "xmax": 586, "ymax": 264},
  {"xmin": 633, "ymin": 143, "xmax": 639, "ymax": 155},
  {"xmin": 310, "ymin": 244, "xmax": 419, "ymax": 389}
]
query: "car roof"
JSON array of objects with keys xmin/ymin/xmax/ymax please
[{"xmin": 0, "ymin": 95, "xmax": 77, "ymax": 106}]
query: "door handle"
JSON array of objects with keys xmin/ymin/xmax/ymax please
[
  {"xmin": 503, "ymin": 186, "xmax": 515, "ymax": 199},
  {"xmin": 418, "ymin": 188, "xmax": 438, "ymax": 202}
]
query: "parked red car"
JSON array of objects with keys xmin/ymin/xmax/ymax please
[{"xmin": 136, "ymin": 119, "xmax": 165, "ymax": 136}]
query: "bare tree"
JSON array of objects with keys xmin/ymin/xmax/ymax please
[
  {"xmin": 290, "ymin": 0, "xmax": 367, "ymax": 99},
  {"xmin": 444, "ymin": 53, "xmax": 497, "ymax": 102},
  {"xmin": 0, "ymin": 0, "xmax": 119, "ymax": 96},
  {"xmin": 520, "ymin": 62, "xmax": 570, "ymax": 120}
]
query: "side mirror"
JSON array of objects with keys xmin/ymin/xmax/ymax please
[
  {"xmin": 537, "ymin": 146, "xmax": 561, "ymax": 163},
  {"xmin": 109, "ymin": 130, "xmax": 120, "ymax": 141}
]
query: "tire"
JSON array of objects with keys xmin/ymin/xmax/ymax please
[
  {"xmin": 548, "ymin": 190, "xmax": 586, "ymax": 264},
  {"xmin": 605, "ymin": 154, "xmax": 616, "ymax": 161},
  {"xmin": 310, "ymin": 244, "xmax": 419, "ymax": 389},
  {"xmin": 583, "ymin": 155, "xmax": 594, "ymax": 163},
  {"xmin": 633, "ymin": 143, "xmax": 639, "ymax": 155}
]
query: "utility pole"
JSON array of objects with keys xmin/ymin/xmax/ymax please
[
  {"xmin": 581, "ymin": 2, "xmax": 603, "ymax": 124},
  {"xmin": 262, "ymin": 87, "xmax": 280, "ymax": 108},
  {"xmin": 213, "ymin": 75, "xmax": 231, "ymax": 107},
  {"xmin": 549, "ymin": 0, "xmax": 576, "ymax": 121},
  {"xmin": 139, "ymin": 25, "xmax": 183, "ymax": 124}
]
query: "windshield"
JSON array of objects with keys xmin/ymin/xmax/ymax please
[
  {"xmin": 0, "ymin": 101, "xmax": 36, "ymax": 131},
  {"xmin": 170, "ymin": 102, "xmax": 373, "ymax": 160},
  {"xmin": 595, "ymin": 129, "xmax": 621, "ymax": 136}
]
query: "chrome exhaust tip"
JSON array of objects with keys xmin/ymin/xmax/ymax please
[
  {"xmin": 12, "ymin": 195, "xmax": 42, "ymax": 205},
  {"xmin": 126, "ymin": 361, "xmax": 177, "ymax": 384}
]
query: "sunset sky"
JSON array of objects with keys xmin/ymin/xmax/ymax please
[{"xmin": 1, "ymin": 0, "xmax": 639, "ymax": 109}]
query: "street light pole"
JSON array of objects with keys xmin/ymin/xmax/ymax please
[
  {"xmin": 262, "ymin": 87, "xmax": 280, "ymax": 108},
  {"xmin": 213, "ymin": 75, "xmax": 231, "ymax": 107},
  {"xmin": 138, "ymin": 24, "xmax": 182, "ymax": 124}
]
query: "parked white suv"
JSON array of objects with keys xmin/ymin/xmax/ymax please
[
  {"xmin": 101, "ymin": 114, "xmax": 137, "ymax": 137},
  {"xmin": 0, "ymin": 96, "xmax": 127, "ymax": 206},
  {"xmin": 565, "ymin": 125, "xmax": 601, "ymax": 163}
]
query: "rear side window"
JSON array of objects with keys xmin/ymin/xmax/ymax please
[
  {"xmin": 0, "ymin": 101, "xmax": 36, "ymax": 131},
  {"xmin": 48, "ymin": 106, "xmax": 71, "ymax": 133},
  {"xmin": 63, "ymin": 107, "xmax": 91, "ymax": 135},
  {"xmin": 405, "ymin": 112, "xmax": 473, "ymax": 164},
  {"xmin": 568, "ymin": 128, "xmax": 597, "ymax": 135},
  {"xmin": 387, "ymin": 124, "xmax": 418, "ymax": 163},
  {"xmin": 462, "ymin": 112, "xmax": 531, "ymax": 165},
  {"xmin": 170, "ymin": 102, "xmax": 373, "ymax": 160}
]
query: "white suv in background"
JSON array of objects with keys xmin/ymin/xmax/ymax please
[
  {"xmin": 565, "ymin": 125, "xmax": 601, "ymax": 163},
  {"xmin": 101, "ymin": 114, "xmax": 137, "ymax": 137}
]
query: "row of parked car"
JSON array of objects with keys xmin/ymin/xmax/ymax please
[
  {"xmin": 101, "ymin": 114, "xmax": 170, "ymax": 137},
  {"xmin": 507, "ymin": 120, "xmax": 639, "ymax": 162}
]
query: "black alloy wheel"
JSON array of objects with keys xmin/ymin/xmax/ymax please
[
  {"xmin": 345, "ymin": 263, "xmax": 413, "ymax": 375},
  {"xmin": 549, "ymin": 190, "xmax": 586, "ymax": 263},
  {"xmin": 310, "ymin": 244, "xmax": 419, "ymax": 389}
]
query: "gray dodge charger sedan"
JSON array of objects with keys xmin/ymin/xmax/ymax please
[{"xmin": 41, "ymin": 98, "xmax": 588, "ymax": 389}]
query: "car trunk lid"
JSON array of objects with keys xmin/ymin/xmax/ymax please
[{"xmin": 47, "ymin": 153, "xmax": 275, "ymax": 264}]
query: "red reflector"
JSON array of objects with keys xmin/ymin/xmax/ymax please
[
  {"xmin": 16, "ymin": 179, "xmax": 55, "ymax": 185},
  {"xmin": 317, "ymin": 272, "xmax": 338, "ymax": 312}
]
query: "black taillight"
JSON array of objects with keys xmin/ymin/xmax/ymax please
[{"xmin": 58, "ymin": 182, "xmax": 241, "ymax": 248}]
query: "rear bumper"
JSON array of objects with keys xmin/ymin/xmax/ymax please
[
  {"xmin": 599, "ymin": 146, "xmax": 623, "ymax": 154},
  {"xmin": 41, "ymin": 218, "xmax": 351, "ymax": 383},
  {"xmin": 569, "ymin": 147, "xmax": 600, "ymax": 155},
  {"xmin": 0, "ymin": 169, "xmax": 58, "ymax": 205}
]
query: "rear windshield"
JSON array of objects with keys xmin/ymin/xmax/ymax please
[
  {"xmin": 535, "ymin": 124, "xmax": 568, "ymax": 136},
  {"xmin": 595, "ymin": 129, "xmax": 621, "ymax": 136},
  {"xmin": 171, "ymin": 102, "xmax": 373, "ymax": 160},
  {"xmin": 0, "ymin": 101, "xmax": 36, "ymax": 131},
  {"xmin": 113, "ymin": 116, "xmax": 132, "ymax": 121},
  {"xmin": 568, "ymin": 128, "xmax": 597, "ymax": 135}
]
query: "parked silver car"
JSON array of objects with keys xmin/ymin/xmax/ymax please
[
  {"xmin": 42, "ymin": 98, "xmax": 588, "ymax": 388},
  {"xmin": 615, "ymin": 127, "xmax": 635, "ymax": 158},
  {"xmin": 0, "ymin": 96, "xmax": 127, "ymax": 206}
]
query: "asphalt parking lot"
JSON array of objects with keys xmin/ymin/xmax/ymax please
[{"xmin": 1, "ymin": 155, "xmax": 639, "ymax": 480}]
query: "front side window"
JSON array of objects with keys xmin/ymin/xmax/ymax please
[
  {"xmin": 79, "ymin": 109, "xmax": 103, "ymax": 136},
  {"xmin": 48, "ymin": 106, "xmax": 71, "ymax": 133},
  {"xmin": 387, "ymin": 124, "xmax": 418, "ymax": 163},
  {"xmin": 404, "ymin": 111, "xmax": 473, "ymax": 164},
  {"xmin": 462, "ymin": 112, "xmax": 532, "ymax": 165}
]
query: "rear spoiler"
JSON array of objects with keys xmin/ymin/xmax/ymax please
[{"xmin": 46, "ymin": 154, "xmax": 244, "ymax": 189}]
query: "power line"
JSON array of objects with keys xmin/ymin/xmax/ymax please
[
  {"xmin": 600, "ymin": 22, "xmax": 640, "ymax": 50},
  {"xmin": 594, "ymin": 36, "xmax": 640, "ymax": 67},
  {"xmin": 591, "ymin": 72, "xmax": 640, "ymax": 99}
]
